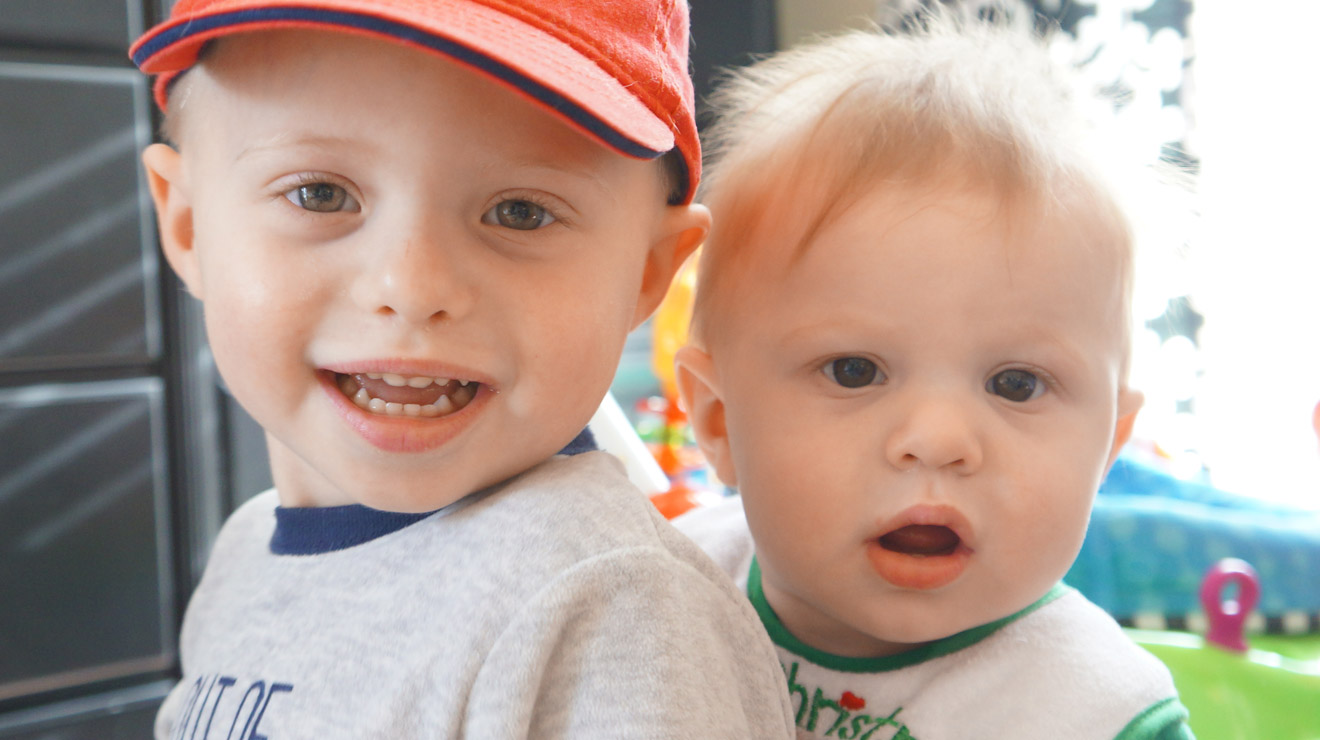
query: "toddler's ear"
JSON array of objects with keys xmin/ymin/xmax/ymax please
[
  {"xmin": 675, "ymin": 345, "xmax": 738, "ymax": 487},
  {"xmin": 1105, "ymin": 388, "xmax": 1145, "ymax": 471},
  {"xmin": 631, "ymin": 203, "xmax": 710, "ymax": 329},
  {"xmin": 142, "ymin": 143, "xmax": 202, "ymax": 298}
]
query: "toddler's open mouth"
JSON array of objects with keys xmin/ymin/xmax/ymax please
[{"xmin": 334, "ymin": 372, "xmax": 478, "ymax": 418}]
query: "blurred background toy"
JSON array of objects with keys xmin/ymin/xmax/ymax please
[
  {"xmin": 639, "ymin": 257, "xmax": 720, "ymax": 519},
  {"xmin": 1130, "ymin": 559, "xmax": 1320, "ymax": 739}
]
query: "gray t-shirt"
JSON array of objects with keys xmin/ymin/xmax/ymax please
[{"xmin": 156, "ymin": 452, "xmax": 796, "ymax": 739}]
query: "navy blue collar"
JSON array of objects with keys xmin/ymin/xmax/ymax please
[
  {"xmin": 270, "ymin": 427, "xmax": 598, "ymax": 555},
  {"xmin": 270, "ymin": 505, "xmax": 434, "ymax": 556}
]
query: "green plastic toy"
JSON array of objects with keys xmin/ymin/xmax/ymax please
[{"xmin": 1128, "ymin": 559, "xmax": 1320, "ymax": 739}]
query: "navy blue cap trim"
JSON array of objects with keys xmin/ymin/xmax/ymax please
[
  {"xmin": 270, "ymin": 426, "xmax": 599, "ymax": 555},
  {"xmin": 134, "ymin": 7, "xmax": 665, "ymax": 162}
]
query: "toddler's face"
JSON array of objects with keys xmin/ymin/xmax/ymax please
[
  {"xmin": 148, "ymin": 30, "xmax": 694, "ymax": 510},
  {"xmin": 704, "ymin": 183, "xmax": 1140, "ymax": 656}
]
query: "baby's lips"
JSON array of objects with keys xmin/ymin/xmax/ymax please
[
  {"xmin": 866, "ymin": 506, "xmax": 974, "ymax": 590},
  {"xmin": 865, "ymin": 538, "xmax": 970, "ymax": 590}
]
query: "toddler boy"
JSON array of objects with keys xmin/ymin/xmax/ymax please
[
  {"xmin": 674, "ymin": 12, "xmax": 1194, "ymax": 740},
  {"xmin": 131, "ymin": 1, "xmax": 796, "ymax": 737}
]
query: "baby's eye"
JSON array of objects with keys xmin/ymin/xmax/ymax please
[
  {"xmin": 284, "ymin": 182, "xmax": 358, "ymax": 213},
  {"xmin": 482, "ymin": 199, "xmax": 557, "ymax": 231},
  {"xmin": 986, "ymin": 369, "xmax": 1043, "ymax": 402},
  {"xmin": 823, "ymin": 357, "xmax": 884, "ymax": 388}
]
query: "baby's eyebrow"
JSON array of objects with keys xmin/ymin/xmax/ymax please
[
  {"xmin": 773, "ymin": 316, "xmax": 899, "ymax": 351},
  {"xmin": 991, "ymin": 330, "xmax": 1099, "ymax": 382}
]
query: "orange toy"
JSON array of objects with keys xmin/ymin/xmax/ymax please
[{"xmin": 646, "ymin": 256, "xmax": 718, "ymax": 518}]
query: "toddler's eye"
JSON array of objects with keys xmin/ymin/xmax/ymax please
[
  {"xmin": 284, "ymin": 182, "xmax": 358, "ymax": 213},
  {"xmin": 823, "ymin": 357, "xmax": 883, "ymax": 388},
  {"xmin": 483, "ymin": 199, "xmax": 557, "ymax": 230},
  {"xmin": 987, "ymin": 369, "xmax": 1042, "ymax": 402}
]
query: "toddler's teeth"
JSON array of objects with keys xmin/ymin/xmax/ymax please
[
  {"xmin": 345, "ymin": 374, "xmax": 479, "ymax": 418},
  {"xmin": 451, "ymin": 384, "xmax": 475, "ymax": 405}
]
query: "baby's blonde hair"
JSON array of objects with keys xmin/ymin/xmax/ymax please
[{"xmin": 690, "ymin": 8, "xmax": 1137, "ymax": 349}]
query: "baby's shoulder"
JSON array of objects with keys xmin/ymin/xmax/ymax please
[
  {"xmin": 883, "ymin": 589, "xmax": 1187, "ymax": 738},
  {"xmin": 1012, "ymin": 588, "xmax": 1173, "ymax": 676},
  {"xmin": 982, "ymin": 588, "xmax": 1181, "ymax": 720}
]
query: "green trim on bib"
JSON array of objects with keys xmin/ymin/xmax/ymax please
[
  {"xmin": 747, "ymin": 556, "xmax": 1069, "ymax": 673},
  {"xmin": 1114, "ymin": 697, "xmax": 1194, "ymax": 740}
]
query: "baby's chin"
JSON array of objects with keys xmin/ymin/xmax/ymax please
[
  {"xmin": 862, "ymin": 621, "xmax": 975, "ymax": 655},
  {"xmin": 796, "ymin": 608, "xmax": 975, "ymax": 659},
  {"xmin": 841, "ymin": 594, "xmax": 1045, "ymax": 657}
]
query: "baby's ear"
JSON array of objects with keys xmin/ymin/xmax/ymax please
[
  {"xmin": 631, "ymin": 203, "xmax": 710, "ymax": 328},
  {"xmin": 142, "ymin": 143, "xmax": 203, "ymax": 298},
  {"xmin": 1105, "ymin": 388, "xmax": 1145, "ymax": 471},
  {"xmin": 675, "ymin": 345, "xmax": 738, "ymax": 488}
]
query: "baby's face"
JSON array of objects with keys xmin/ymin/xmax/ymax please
[
  {"xmin": 709, "ymin": 183, "xmax": 1140, "ymax": 656},
  {"xmin": 152, "ymin": 30, "xmax": 688, "ymax": 511}
]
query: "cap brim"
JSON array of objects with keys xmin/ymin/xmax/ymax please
[{"xmin": 130, "ymin": 0, "xmax": 675, "ymax": 162}]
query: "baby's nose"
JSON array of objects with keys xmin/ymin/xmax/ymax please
[{"xmin": 884, "ymin": 392, "xmax": 984, "ymax": 473}]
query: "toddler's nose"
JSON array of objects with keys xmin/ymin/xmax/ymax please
[{"xmin": 352, "ymin": 223, "xmax": 475, "ymax": 325}]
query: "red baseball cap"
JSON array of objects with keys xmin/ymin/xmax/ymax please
[{"xmin": 130, "ymin": 0, "xmax": 700, "ymax": 202}]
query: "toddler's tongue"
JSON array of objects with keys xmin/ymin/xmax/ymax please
[
  {"xmin": 879, "ymin": 525, "xmax": 960, "ymax": 556},
  {"xmin": 352, "ymin": 374, "xmax": 448, "ymax": 406}
]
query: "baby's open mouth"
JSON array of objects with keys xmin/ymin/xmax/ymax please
[
  {"xmin": 878, "ymin": 525, "xmax": 961, "ymax": 557},
  {"xmin": 334, "ymin": 372, "xmax": 478, "ymax": 418}
]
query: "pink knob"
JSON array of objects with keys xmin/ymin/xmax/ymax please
[{"xmin": 1199, "ymin": 558, "xmax": 1260, "ymax": 653}]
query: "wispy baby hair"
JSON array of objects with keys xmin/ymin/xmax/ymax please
[{"xmin": 690, "ymin": 5, "xmax": 1132, "ymax": 345}]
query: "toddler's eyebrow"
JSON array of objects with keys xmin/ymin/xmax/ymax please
[
  {"xmin": 489, "ymin": 159, "xmax": 616, "ymax": 199},
  {"xmin": 233, "ymin": 136, "xmax": 615, "ymax": 198},
  {"xmin": 234, "ymin": 133, "xmax": 372, "ymax": 163}
]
